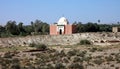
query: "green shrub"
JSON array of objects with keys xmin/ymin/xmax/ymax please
[
  {"xmin": 115, "ymin": 53, "xmax": 120, "ymax": 63},
  {"xmin": 80, "ymin": 39, "xmax": 91, "ymax": 45},
  {"xmin": 10, "ymin": 63, "xmax": 20, "ymax": 69},
  {"xmin": 77, "ymin": 51, "xmax": 87, "ymax": 57},
  {"xmin": 89, "ymin": 47, "xmax": 97, "ymax": 52},
  {"xmin": 67, "ymin": 50, "xmax": 77, "ymax": 57},
  {"xmin": 97, "ymin": 48, "xmax": 103, "ymax": 52},
  {"xmin": 73, "ymin": 56, "xmax": 83, "ymax": 63},
  {"xmin": 115, "ymin": 67, "xmax": 119, "ymax": 69},
  {"xmin": 55, "ymin": 63, "xmax": 65, "ymax": 69},
  {"xmin": 116, "ymin": 58, "xmax": 120, "ymax": 63},
  {"xmin": 60, "ymin": 50, "xmax": 66, "ymax": 57},
  {"xmin": 29, "ymin": 43, "xmax": 47, "ymax": 50},
  {"xmin": 83, "ymin": 56, "xmax": 92, "ymax": 62},
  {"xmin": 29, "ymin": 43, "xmax": 36, "ymax": 47},
  {"xmin": 110, "ymin": 64, "xmax": 114, "ymax": 67},
  {"xmin": 46, "ymin": 64, "xmax": 54, "ymax": 69},
  {"xmin": 36, "ymin": 44, "xmax": 47, "ymax": 50},
  {"xmin": 4, "ymin": 52, "xmax": 14, "ymax": 58},
  {"xmin": 93, "ymin": 59, "xmax": 104, "ymax": 65},
  {"xmin": 63, "ymin": 57, "xmax": 69, "ymax": 63},
  {"xmin": 105, "ymin": 56, "xmax": 114, "ymax": 61},
  {"xmin": 68, "ymin": 63, "xmax": 84, "ymax": 69},
  {"xmin": 12, "ymin": 58, "xmax": 20, "ymax": 63}
]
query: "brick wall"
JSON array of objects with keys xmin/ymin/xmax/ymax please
[
  {"xmin": 65, "ymin": 25, "xmax": 72, "ymax": 34},
  {"xmin": 50, "ymin": 25, "xmax": 57, "ymax": 35},
  {"xmin": 72, "ymin": 25, "xmax": 77, "ymax": 33}
]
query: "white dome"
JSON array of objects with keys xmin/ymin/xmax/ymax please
[{"xmin": 57, "ymin": 17, "xmax": 69, "ymax": 25}]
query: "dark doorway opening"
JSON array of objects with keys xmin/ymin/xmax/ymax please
[{"xmin": 59, "ymin": 29, "xmax": 62, "ymax": 35}]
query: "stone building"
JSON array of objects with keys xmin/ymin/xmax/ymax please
[
  {"xmin": 112, "ymin": 27, "xmax": 120, "ymax": 33},
  {"xmin": 50, "ymin": 17, "xmax": 77, "ymax": 35}
]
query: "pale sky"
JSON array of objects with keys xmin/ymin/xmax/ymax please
[{"xmin": 0, "ymin": 0, "xmax": 120, "ymax": 25}]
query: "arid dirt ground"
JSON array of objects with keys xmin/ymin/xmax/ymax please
[{"xmin": 0, "ymin": 44, "xmax": 120, "ymax": 69}]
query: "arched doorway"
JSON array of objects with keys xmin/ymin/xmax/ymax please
[{"xmin": 59, "ymin": 29, "xmax": 62, "ymax": 35}]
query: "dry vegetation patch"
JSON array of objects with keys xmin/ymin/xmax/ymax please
[{"xmin": 0, "ymin": 44, "xmax": 120, "ymax": 69}]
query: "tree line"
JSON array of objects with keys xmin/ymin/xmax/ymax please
[
  {"xmin": 0, "ymin": 19, "xmax": 120, "ymax": 37},
  {"xmin": 0, "ymin": 19, "xmax": 49, "ymax": 37},
  {"xmin": 74, "ymin": 22, "xmax": 118, "ymax": 32}
]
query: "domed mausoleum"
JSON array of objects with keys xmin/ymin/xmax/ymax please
[{"xmin": 50, "ymin": 17, "xmax": 77, "ymax": 35}]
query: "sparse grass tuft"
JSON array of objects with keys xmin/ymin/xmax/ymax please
[
  {"xmin": 79, "ymin": 39, "xmax": 91, "ymax": 45},
  {"xmin": 89, "ymin": 47, "xmax": 97, "ymax": 52},
  {"xmin": 29, "ymin": 43, "xmax": 47, "ymax": 51},
  {"xmin": 93, "ymin": 58, "xmax": 104, "ymax": 65}
]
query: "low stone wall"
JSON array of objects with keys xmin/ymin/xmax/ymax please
[{"xmin": 0, "ymin": 32, "xmax": 120, "ymax": 47}]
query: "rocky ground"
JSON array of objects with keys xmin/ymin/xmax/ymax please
[{"xmin": 0, "ymin": 44, "xmax": 120, "ymax": 69}]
